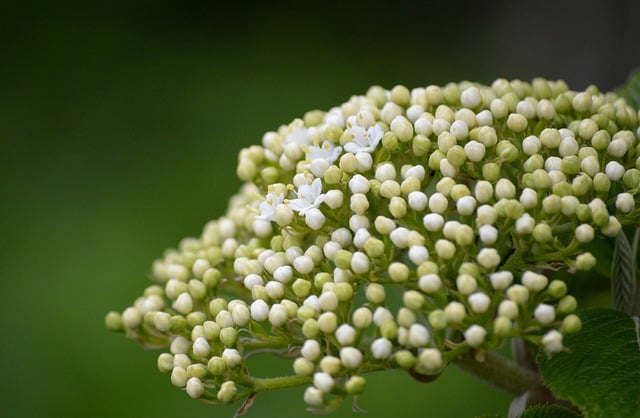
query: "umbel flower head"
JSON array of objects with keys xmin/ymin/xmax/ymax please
[{"xmin": 106, "ymin": 78, "xmax": 640, "ymax": 412}]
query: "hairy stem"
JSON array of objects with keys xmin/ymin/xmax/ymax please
[
  {"xmin": 453, "ymin": 350, "xmax": 542, "ymax": 395},
  {"xmin": 251, "ymin": 375, "xmax": 312, "ymax": 392}
]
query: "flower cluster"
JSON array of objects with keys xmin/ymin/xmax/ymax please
[{"xmin": 106, "ymin": 78, "xmax": 640, "ymax": 412}]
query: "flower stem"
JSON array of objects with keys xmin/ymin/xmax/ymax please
[
  {"xmin": 251, "ymin": 375, "xmax": 312, "ymax": 392},
  {"xmin": 453, "ymin": 350, "xmax": 542, "ymax": 395}
]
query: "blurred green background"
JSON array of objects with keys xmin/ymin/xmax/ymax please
[{"xmin": 1, "ymin": 1, "xmax": 639, "ymax": 417}]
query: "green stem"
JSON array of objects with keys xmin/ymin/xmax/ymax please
[
  {"xmin": 251, "ymin": 375, "xmax": 312, "ymax": 392},
  {"xmin": 453, "ymin": 350, "xmax": 542, "ymax": 395}
]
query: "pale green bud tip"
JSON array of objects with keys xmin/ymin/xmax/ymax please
[
  {"xmin": 394, "ymin": 350, "xmax": 417, "ymax": 369},
  {"xmin": 345, "ymin": 375, "xmax": 366, "ymax": 394},
  {"xmin": 105, "ymin": 311, "xmax": 124, "ymax": 332},
  {"xmin": 217, "ymin": 381, "xmax": 238, "ymax": 403},
  {"xmin": 561, "ymin": 314, "xmax": 582, "ymax": 334}
]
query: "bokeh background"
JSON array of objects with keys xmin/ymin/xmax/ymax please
[{"xmin": 2, "ymin": 1, "xmax": 639, "ymax": 417}]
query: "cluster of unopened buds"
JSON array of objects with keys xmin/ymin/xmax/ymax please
[{"xmin": 106, "ymin": 78, "xmax": 640, "ymax": 412}]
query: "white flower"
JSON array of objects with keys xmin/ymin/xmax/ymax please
[
  {"xmin": 289, "ymin": 178, "xmax": 325, "ymax": 215},
  {"xmin": 306, "ymin": 140, "xmax": 342, "ymax": 164},
  {"xmin": 344, "ymin": 124, "xmax": 384, "ymax": 153},
  {"xmin": 305, "ymin": 141, "xmax": 343, "ymax": 176},
  {"xmin": 256, "ymin": 192, "xmax": 285, "ymax": 222},
  {"xmin": 285, "ymin": 127, "xmax": 311, "ymax": 145}
]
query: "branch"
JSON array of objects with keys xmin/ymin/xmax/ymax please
[{"xmin": 453, "ymin": 350, "xmax": 542, "ymax": 395}]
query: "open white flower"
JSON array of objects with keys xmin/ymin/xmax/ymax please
[
  {"xmin": 285, "ymin": 127, "xmax": 311, "ymax": 145},
  {"xmin": 306, "ymin": 140, "xmax": 342, "ymax": 164},
  {"xmin": 256, "ymin": 192, "xmax": 285, "ymax": 222},
  {"xmin": 344, "ymin": 124, "xmax": 384, "ymax": 153},
  {"xmin": 305, "ymin": 141, "xmax": 343, "ymax": 176},
  {"xmin": 288, "ymin": 178, "xmax": 326, "ymax": 215}
]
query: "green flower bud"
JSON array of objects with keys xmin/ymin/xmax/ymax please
[
  {"xmin": 323, "ymin": 165, "xmax": 343, "ymax": 184},
  {"xmin": 571, "ymin": 174, "xmax": 592, "ymax": 196},
  {"xmin": 497, "ymin": 141, "xmax": 519, "ymax": 162},
  {"xmin": 296, "ymin": 305, "xmax": 317, "ymax": 322},
  {"xmin": 524, "ymin": 155, "xmax": 544, "ymax": 172},
  {"xmin": 447, "ymin": 145, "xmax": 467, "ymax": 167},
  {"xmin": 593, "ymin": 172, "xmax": 611, "ymax": 194},
  {"xmin": 394, "ymin": 350, "xmax": 417, "ymax": 369},
  {"xmin": 217, "ymin": 381, "xmax": 237, "ymax": 403},
  {"xmin": 345, "ymin": 375, "xmax": 367, "ymax": 395},
  {"xmin": 302, "ymin": 318, "xmax": 320, "ymax": 338},
  {"xmin": 578, "ymin": 119, "xmax": 598, "ymax": 141},
  {"xmin": 391, "ymin": 84, "xmax": 411, "ymax": 106},
  {"xmin": 219, "ymin": 327, "xmax": 238, "ymax": 347},
  {"xmin": 553, "ymin": 94, "xmax": 571, "ymax": 113},
  {"xmin": 493, "ymin": 316, "xmax": 512, "ymax": 337},
  {"xmin": 380, "ymin": 319, "xmax": 398, "ymax": 340},
  {"xmin": 293, "ymin": 278, "xmax": 312, "ymax": 298},
  {"xmin": 364, "ymin": 237, "xmax": 385, "ymax": 258},
  {"xmin": 542, "ymin": 195, "xmax": 562, "ymax": 214},
  {"xmin": 623, "ymin": 169, "xmax": 640, "ymax": 189},
  {"xmin": 532, "ymin": 169, "xmax": 552, "ymax": 189},
  {"xmin": 293, "ymin": 357, "xmax": 315, "ymax": 377},
  {"xmin": 572, "ymin": 92, "xmax": 592, "ymax": 112},
  {"xmin": 314, "ymin": 272, "xmax": 332, "ymax": 290},
  {"xmin": 403, "ymin": 290, "xmax": 425, "ymax": 310},
  {"xmin": 560, "ymin": 314, "xmax": 582, "ymax": 334},
  {"xmin": 187, "ymin": 364, "xmax": 208, "ymax": 379},
  {"xmin": 533, "ymin": 223, "xmax": 553, "ymax": 243},
  {"xmin": 557, "ymin": 295, "xmax": 578, "ymax": 314},
  {"xmin": 412, "ymin": 134, "xmax": 432, "ymax": 156},
  {"xmin": 186, "ymin": 311, "xmax": 206, "ymax": 327},
  {"xmin": 202, "ymin": 268, "xmax": 221, "ymax": 288},
  {"xmin": 507, "ymin": 285, "xmax": 530, "ymax": 304},
  {"xmin": 105, "ymin": 311, "xmax": 124, "ymax": 332},
  {"xmin": 428, "ymin": 150, "xmax": 445, "ymax": 171},
  {"xmin": 366, "ymin": 283, "xmax": 386, "ymax": 304},
  {"xmin": 482, "ymin": 163, "xmax": 501, "ymax": 182},
  {"xmin": 388, "ymin": 262, "xmax": 410, "ymax": 283},
  {"xmin": 560, "ymin": 156, "xmax": 580, "ymax": 176},
  {"xmin": 157, "ymin": 353, "xmax": 174, "ymax": 373},
  {"xmin": 591, "ymin": 129, "xmax": 611, "ymax": 150},
  {"xmin": 318, "ymin": 312, "xmax": 338, "ymax": 334},
  {"xmin": 389, "ymin": 196, "xmax": 407, "ymax": 218},
  {"xmin": 507, "ymin": 113, "xmax": 528, "ymax": 132},
  {"xmin": 171, "ymin": 367, "xmax": 188, "ymax": 388},
  {"xmin": 540, "ymin": 128, "xmax": 562, "ymax": 148},
  {"xmin": 547, "ymin": 280, "xmax": 568, "ymax": 298},
  {"xmin": 207, "ymin": 356, "xmax": 226, "ymax": 376},
  {"xmin": 552, "ymin": 181, "xmax": 572, "ymax": 196},
  {"xmin": 352, "ymin": 307, "xmax": 373, "ymax": 328},
  {"xmin": 334, "ymin": 282, "xmax": 354, "ymax": 302},
  {"xmin": 397, "ymin": 307, "xmax": 417, "ymax": 328},
  {"xmin": 209, "ymin": 298, "xmax": 228, "ymax": 317},
  {"xmin": 428, "ymin": 310, "xmax": 447, "ymax": 330},
  {"xmin": 339, "ymin": 153, "xmax": 359, "ymax": 173}
]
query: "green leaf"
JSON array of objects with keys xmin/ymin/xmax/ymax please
[
  {"xmin": 612, "ymin": 232, "xmax": 637, "ymax": 315},
  {"xmin": 537, "ymin": 308, "xmax": 640, "ymax": 418},
  {"xmin": 520, "ymin": 404, "xmax": 582, "ymax": 418},
  {"xmin": 617, "ymin": 69, "xmax": 640, "ymax": 110}
]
